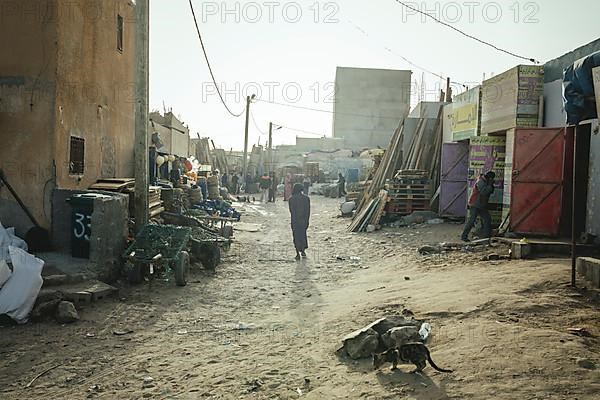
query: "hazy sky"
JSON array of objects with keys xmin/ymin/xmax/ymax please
[{"xmin": 149, "ymin": 0, "xmax": 600, "ymax": 151}]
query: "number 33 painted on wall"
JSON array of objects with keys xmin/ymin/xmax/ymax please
[{"xmin": 74, "ymin": 213, "xmax": 92, "ymax": 241}]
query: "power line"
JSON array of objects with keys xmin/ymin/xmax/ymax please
[
  {"xmin": 347, "ymin": 19, "xmax": 467, "ymax": 88},
  {"xmin": 257, "ymin": 98, "xmax": 406, "ymax": 120},
  {"xmin": 188, "ymin": 0, "xmax": 244, "ymax": 117},
  {"xmin": 250, "ymin": 111, "xmax": 268, "ymax": 135},
  {"xmin": 279, "ymin": 125, "xmax": 327, "ymax": 137},
  {"xmin": 393, "ymin": 0, "xmax": 539, "ymax": 64}
]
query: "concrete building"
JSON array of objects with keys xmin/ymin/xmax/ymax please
[
  {"xmin": 149, "ymin": 111, "xmax": 190, "ymax": 157},
  {"xmin": 333, "ymin": 67, "xmax": 412, "ymax": 150},
  {"xmin": 0, "ymin": 0, "xmax": 136, "ymax": 237}
]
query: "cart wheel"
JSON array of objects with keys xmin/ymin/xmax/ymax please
[
  {"xmin": 221, "ymin": 225, "xmax": 234, "ymax": 239},
  {"xmin": 175, "ymin": 251, "xmax": 190, "ymax": 287},
  {"xmin": 200, "ymin": 243, "xmax": 221, "ymax": 270},
  {"xmin": 127, "ymin": 262, "xmax": 143, "ymax": 284}
]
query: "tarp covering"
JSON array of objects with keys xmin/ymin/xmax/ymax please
[{"xmin": 564, "ymin": 51, "xmax": 600, "ymax": 124}]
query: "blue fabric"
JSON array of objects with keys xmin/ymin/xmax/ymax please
[{"xmin": 564, "ymin": 51, "xmax": 600, "ymax": 124}]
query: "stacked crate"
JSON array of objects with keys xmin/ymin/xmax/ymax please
[{"xmin": 384, "ymin": 170, "xmax": 431, "ymax": 217}]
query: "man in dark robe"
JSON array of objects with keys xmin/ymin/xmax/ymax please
[{"xmin": 288, "ymin": 183, "xmax": 310, "ymax": 260}]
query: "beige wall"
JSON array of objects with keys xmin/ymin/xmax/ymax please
[
  {"xmin": 54, "ymin": 0, "xmax": 136, "ymax": 189},
  {"xmin": 0, "ymin": 0, "xmax": 136, "ymax": 231},
  {"xmin": 0, "ymin": 0, "xmax": 58, "ymax": 230}
]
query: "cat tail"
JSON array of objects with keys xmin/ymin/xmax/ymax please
[{"xmin": 425, "ymin": 347, "xmax": 453, "ymax": 373}]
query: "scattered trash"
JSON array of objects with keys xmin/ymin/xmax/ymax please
[
  {"xmin": 25, "ymin": 364, "xmax": 61, "ymax": 388},
  {"xmin": 419, "ymin": 322, "xmax": 432, "ymax": 341},
  {"xmin": 244, "ymin": 378, "xmax": 264, "ymax": 393},
  {"xmin": 404, "ymin": 276, "xmax": 410, "ymax": 281},
  {"xmin": 350, "ymin": 256, "xmax": 361, "ymax": 262},
  {"xmin": 426, "ymin": 218, "xmax": 445, "ymax": 225},
  {"xmin": 366, "ymin": 286, "xmax": 386, "ymax": 293},
  {"xmin": 113, "ymin": 329, "xmax": 134, "ymax": 336},
  {"xmin": 85, "ymin": 333, "xmax": 96, "ymax": 338},
  {"xmin": 418, "ymin": 245, "xmax": 443, "ymax": 255},
  {"xmin": 567, "ymin": 328, "xmax": 592, "ymax": 337},
  {"xmin": 142, "ymin": 376, "xmax": 155, "ymax": 388},
  {"xmin": 177, "ymin": 329, "xmax": 188, "ymax": 335},
  {"xmin": 296, "ymin": 388, "xmax": 303, "ymax": 396}
]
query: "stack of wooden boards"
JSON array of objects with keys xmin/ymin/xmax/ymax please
[
  {"xmin": 347, "ymin": 189, "xmax": 388, "ymax": 233},
  {"xmin": 348, "ymin": 120, "xmax": 405, "ymax": 232},
  {"xmin": 384, "ymin": 170, "xmax": 432, "ymax": 217},
  {"xmin": 148, "ymin": 187, "xmax": 165, "ymax": 218}
]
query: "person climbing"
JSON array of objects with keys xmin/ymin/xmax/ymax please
[
  {"xmin": 462, "ymin": 171, "xmax": 496, "ymax": 242},
  {"xmin": 288, "ymin": 183, "xmax": 310, "ymax": 260}
]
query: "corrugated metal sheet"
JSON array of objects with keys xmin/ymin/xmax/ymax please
[
  {"xmin": 510, "ymin": 128, "xmax": 566, "ymax": 236},
  {"xmin": 586, "ymin": 121, "xmax": 600, "ymax": 236},
  {"xmin": 439, "ymin": 142, "xmax": 469, "ymax": 218}
]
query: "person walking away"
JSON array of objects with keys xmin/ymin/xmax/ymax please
[
  {"xmin": 284, "ymin": 173, "xmax": 293, "ymax": 201},
  {"xmin": 221, "ymin": 172, "xmax": 228, "ymax": 190},
  {"xmin": 462, "ymin": 171, "xmax": 496, "ymax": 242},
  {"xmin": 231, "ymin": 173, "xmax": 239, "ymax": 195},
  {"xmin": 245, "ymin": 174, "xmax": 252, "ymax": 194},
  {"xmin": 337, "ymin": 172, "xmax": 346, "ymax": 197},
  {"xmin": 268, "ymin": 172, "xmax": 277, "ymax": 202},
  {"xmin": 303, "ymin": 175, "xmax": 311, "ymax": 196},
  {"xmin": 289, "ymin": 183, "xmax": 310, "ymax": 260},
  {"xmin": 259, "ymin": 174, "xmax": 270, "ymax": 203}
]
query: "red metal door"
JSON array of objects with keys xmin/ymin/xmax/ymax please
[{"xmin": 510, "ymin": 128, "xmax": 566, "ymax": 236}]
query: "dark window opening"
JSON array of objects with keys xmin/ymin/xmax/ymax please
[
  {"xmin": 69, "ymin": 137, "xmax": 85, "ymax": 175},
  {"xmin": 117, "ymin": 15, "xmax": 124, "ymax": 52}
]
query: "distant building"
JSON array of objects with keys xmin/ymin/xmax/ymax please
[
  {"xmin": 149, "ymin": 111, "xmax": 191, "ymax": 157},
  {"xmin": 295, "ymin": 136, "xmax": 345, "ymax": 152},
  {"xmin": 0, "ymin": 0, "xmax": 136, "ymax": 235},
  {"xmin": 333, "ymin": 67, "xmax": 412, "ymax": 150}
]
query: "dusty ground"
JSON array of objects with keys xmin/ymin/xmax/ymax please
[{"xmin": 1, "ymin": 195, "xmax": 600, "ymax": 399}]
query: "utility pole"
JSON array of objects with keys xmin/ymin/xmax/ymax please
[
  {"xmin": 242, "ymin": 95, "xmax": 252, "ymax": 179},
  {"xmin": 268, "ymin": 122, "xmax": 273, "ymax": 174},
  {"xmin": 134, "ymin": 0, "xmax": 149, "ymax": 232}
]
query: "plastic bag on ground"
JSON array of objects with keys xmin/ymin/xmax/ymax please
[{"xmin": 0, "ymin": 246, "xmax": 44, "ymax": 324}]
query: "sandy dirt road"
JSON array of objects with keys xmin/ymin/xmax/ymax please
[{"xmin": 1, "ymin": 195, "xmax": 599, "ymax": 399}]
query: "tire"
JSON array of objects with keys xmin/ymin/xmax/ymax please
[
  {"xmin": 175, "ymin": 251, "xmax": 190, "ymax": 287},
  {"xmin": 200, "ymin": 243, "xmax": 221, "ymax": 271}
]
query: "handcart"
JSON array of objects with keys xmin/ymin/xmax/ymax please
[{"xmin": 124, "ymin": 225, "xmax": 192, "ymax": 286}]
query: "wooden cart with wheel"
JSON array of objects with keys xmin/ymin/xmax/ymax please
[{"xmin": 123, "ymin": 225, "xmax": 192, "ymax": 286}]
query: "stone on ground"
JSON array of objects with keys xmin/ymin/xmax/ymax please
[{"xmin": 56, "ymin": 301, "xmax": 79, "ymax": 323}]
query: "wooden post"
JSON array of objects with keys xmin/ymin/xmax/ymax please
[
  {"xmin": 242, "ymin": 95, "xmax": 252, "ymax": 179},
  {"xmin": 268, "ymin": 122, "xmax": 273, "ymax": 174},
  {"xmin": 572, "ymin": 124, "xmax": 578, "ymax": 287},
  {"xmin": 134, "ymin": 0, "xmax": 149, "ymax": 232}
]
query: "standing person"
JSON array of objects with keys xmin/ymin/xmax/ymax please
[
  {"xmin": 337, "ymin": 172, "xmax": 346, "ymax": 197},
  {"xmin": 268, "ymin": 172, "xmax": 277, "ymax": 202},
  {"xmin": 284, "ymin": 173, "xmax": 293, "ymax": 201},
  {"xmin": 303, "ymin": 175, "xmax": 311, "ymax": 196},
  {"xmin": 289, "ymin": 183, "xmax": 310, "ymax": 260},
  {"xmin": 259, "ymin": 174, "xmax": 270, "ymax": 203},
  {"xmin": 245, "ymin": 173, "xmax": 252, "ymax": 194},
  {"xmin": 462, "ymin": 171, "xmax": 496, "ymax": 242},
  {"xmin": 231, "ymin": 173, "xmax": 239, "ymax": 195},
  {"xmin": 221, "ymin": 172, "xmax": 228, "ymax": 190}
]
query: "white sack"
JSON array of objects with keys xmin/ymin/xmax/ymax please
[
  {"xmin": 0, "ymin": 223, "xmax": 28, "ymax": 262},
  {"xmin": 0, "ymin": 246, "xmax": 44, "ymax": 324},
  {"xmin": 0, "ymin": 260, "xmax": 11, "ymax": 288}
]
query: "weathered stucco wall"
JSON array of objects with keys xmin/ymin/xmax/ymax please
[
  {"xmin": 53, "ymin": 0, "xmax": 136, "ymax": 190},
  {"xmin": 333, "ymin": 67, "xmax": 412, "ymax": 150},
  {"xmin": 0, "ymin": 1, "xmax": 58, "ymax": 233}
]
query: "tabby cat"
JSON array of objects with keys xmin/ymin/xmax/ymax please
[{"xmin": 372, "ymin": 342, "xmax": 453, "ymax": 373}]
